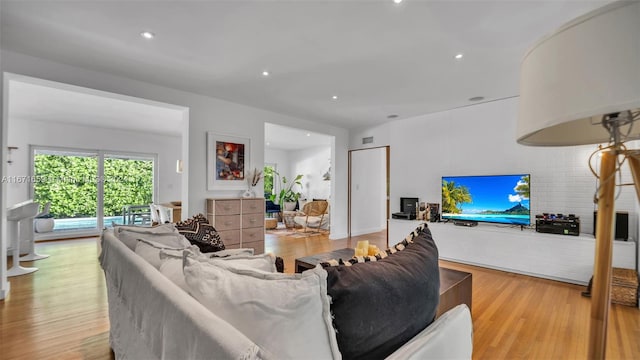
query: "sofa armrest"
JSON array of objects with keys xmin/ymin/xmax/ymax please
[{"xmin": 385, "ymin": 304, "xmax": 473, "ymax": 360}]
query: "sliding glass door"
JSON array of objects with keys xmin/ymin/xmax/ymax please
[
  {"xmin": 103, "ymin": 154, "xmax": 154, "ymax": 227},
  {"xmin": 32, "ymin": 147, "xmax": 156, "ymax": 234},
  {"xmin": 33, "ymin": 149, "xmax": 99, "ymax": 231}
]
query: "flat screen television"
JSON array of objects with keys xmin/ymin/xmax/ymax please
[{"xmin": 441, "ymin": 174, "xmax": 531, "ymax": 226}]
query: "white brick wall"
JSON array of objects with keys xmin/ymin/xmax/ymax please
[{"xmin": 353, "ymin": 97, "xmax": 638, "ymax": 240}]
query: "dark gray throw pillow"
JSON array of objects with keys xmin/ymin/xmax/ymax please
[{"xmin": 322, "ymin": 224, "xmax": 440, "ymax": 360}]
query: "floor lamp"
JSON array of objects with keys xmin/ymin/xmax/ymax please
[{"xmin": 517, "ymin": 1, "xmax": 640, "ymax": 359}]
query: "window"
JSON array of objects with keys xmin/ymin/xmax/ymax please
[{"xmin": 263, "ymin": 164, "xmax": 276, "ymax": 199}]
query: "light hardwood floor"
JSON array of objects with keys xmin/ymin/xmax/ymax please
[{"xmin": 1, "ymin": 228, "xmax": 639, "ymax": 359}]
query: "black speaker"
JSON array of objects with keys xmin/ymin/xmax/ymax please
[{"xmin": 593, "ymin": 211, "xmax": 629, "ymax": 240}]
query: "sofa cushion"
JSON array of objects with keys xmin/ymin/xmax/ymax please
[
  {"xmin": 183, "ymin": 257, "xmax": 340, "ymax": 360},
  {"xmin": 201, "ymin": 253, "xmax": 277, "ymax": 273},
  {"xmin": 322, "ymin": 223, "xmax": 440, "ymax": 360},
  {"xmin": 134, "ymin": 238, "xmax": 196, "ymax": 269},
  {"xmin": 113, "ymin": 223, "xmax": 179, "ymax": 250},
  {"xmin": 118, "ymin": 229, "xmax": 190, "ymax": 251},
  {"xmin": 159, "ymin": 257, "xmax": 189, "ymax": 292},
  {"xmin": 158, "ymin": 250, "xmax": 278, "ymax": 292},
  {"xmin": 161, "ymin": 249, "xmax": 277, "ymax": 273},
  {"xmin": 175, "ymin": 214, "xmax": 226, "ymax": 253}
]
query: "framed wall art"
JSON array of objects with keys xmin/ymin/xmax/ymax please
[{"xmin": 207, "ymin": 132, "xmax": 250, "ymax": 190}]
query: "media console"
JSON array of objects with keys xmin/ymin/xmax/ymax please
[{"xmin": 388, "ymin": 219, "xmax": 636, "ymax": 285}]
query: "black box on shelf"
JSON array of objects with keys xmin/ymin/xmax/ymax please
[{"xmin": 535, "ymin": 213, "xmax": 580, "ymax": 236}]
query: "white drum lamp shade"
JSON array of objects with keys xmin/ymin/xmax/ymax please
[
  {"xmin": 517, "ymin": 0, "xmax": 640, "ymax": 146},
  {"xmin": 517, "ymin": 1, "xmax": 640, "ymax": 359}
]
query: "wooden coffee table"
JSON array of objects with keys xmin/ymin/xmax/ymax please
[
  {"xmin": 294, "ymin": 248, "xmax": 472, "ymax": 317},
  {"xmin": 295, "ymin": 248, "xmax": 355, "ymax": 273}
]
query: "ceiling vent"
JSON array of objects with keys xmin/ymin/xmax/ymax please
[{"xmin": 362, "ymin": 136, "xmax": 374, "ymax": 144}]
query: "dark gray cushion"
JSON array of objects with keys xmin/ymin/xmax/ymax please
[{"xmin": 323, "ymin": 224, "xmax": 440, "ymax": 360}]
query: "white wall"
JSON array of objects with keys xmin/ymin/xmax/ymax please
[
  {"xmin": 350, "ymin": 147, "xmax": 386, "ymax": 236},
  {"xmin": 0, "ymin": 58, "xmax": 8, "ymax": 298},
  {"xmin": 0, "ymin": 50, "xmax": 349, "ymax": 232},
  {"xmin": 351, "ymin": 97, "xmax": 639, "ymax": 240},
  {"xmin": 6, "ymin": 119, "xmax": 182, "ymax": 207},
  {"xmin": 290, "ymin": 145, "xmax": 331, "ymax": 201},
  {"xmin": 0, "ymin": 50, "xmax": 351, "ymax": 298}
]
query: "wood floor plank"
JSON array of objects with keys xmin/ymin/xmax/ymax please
[{"xmin": 1, "ymin": 228, "xmax": 638, "ymax": 359}]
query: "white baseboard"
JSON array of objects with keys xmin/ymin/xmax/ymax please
[
  {"xmin": 329, "ymin": 231, "xmax": 348, "ymax": 240},
  {"xmin": 350, "ymin": 227, "xmax": 383, "ymax": 237}
]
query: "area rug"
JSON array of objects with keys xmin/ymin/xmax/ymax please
[
  {"xmin": 289, "ymin": 232, "xmax": 324, "ymax": 239},
  {"xmin": 266, "ymin": 228, "xmax": 297, "ymax": 236}
]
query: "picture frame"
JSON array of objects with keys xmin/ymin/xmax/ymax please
[{"xmin": 207, "ymin": 132, "xmax": 250, "ymax": 190}]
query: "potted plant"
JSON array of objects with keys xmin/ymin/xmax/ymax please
[{"xmin": 269, "ymin": 171, "xmax": 303, "ymax": 211}]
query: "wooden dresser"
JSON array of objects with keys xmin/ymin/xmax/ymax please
[{"xmin": 206, "ymin": 198, "xmax": 265, "ymax": 254}]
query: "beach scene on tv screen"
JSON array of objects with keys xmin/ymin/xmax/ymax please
[{"xmin": 442, "ymin": 174, "xmax": 530, "ymax": 225}]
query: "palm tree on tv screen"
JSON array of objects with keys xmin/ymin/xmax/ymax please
[
  {"xmin": 442, "ymin": 180, "xmax": 472, "ymax": 214},
  {"xmin": 514, "ymin": 175, "xmax": 530, "ymax": 200}
]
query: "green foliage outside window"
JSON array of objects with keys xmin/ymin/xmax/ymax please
[
  {"xmin": 34, "ymin": 154, "xmax": 153, "ymax": 218},
  {"xmin": 263, "ymin": 165, "xmax": 275, "ymax": 196}
]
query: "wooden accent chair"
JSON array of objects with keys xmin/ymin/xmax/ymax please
[{"xmin": 293, "ymin": 200, "xmax": 329, "ymax": 233}]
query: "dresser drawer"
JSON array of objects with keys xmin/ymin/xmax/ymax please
[
  {"xmin": 242, "ymin": 227, "xmax": 264, "ymax": 244},
  {"xmin": 217, "ymin": 229, "xmax": 241, "ymax": 246},
  {"xmin": 208, "ymin": 199, "xmax": 241, "ymax": 215},
  {"xmin": 209, "ymin": 215, "xmax": 240, "ymax": 231},
  {"xmin": 242, "ymin": 199, "xmax": 264, "ymax": 214},
  {"xmin": 242, "ymin": 240, "xmax": 264, "ymax": 254},
  {"xmin": 242, "ymin": 213, "xmax": 264, "ymax": 229}
]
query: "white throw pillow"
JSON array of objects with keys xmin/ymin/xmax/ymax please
[
  {"xmin": 113, "ymin": 222, "xmax": 177, "ymax": 234},
  {"xmin": 159, "ymin": 257, "xmax": 189, "ymax": 292},
  {"xmin": 134, "ymin": 238, "xmax": 192, "ymax": 269},
  {"xmin": 118, "ymin": 230, "xmax": 190, "ymax": 251},
  {"xmin": 208, "ymin": 248, "xmax": 255, "ymax": 258},
  {"xmin": 184, "ymin": 258, "xmax": 340, "ymax": 360},
  {"xmin": 202, "ymin": 253, "xmax": 277, "ymax": 273}
]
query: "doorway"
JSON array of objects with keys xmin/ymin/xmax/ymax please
[{"xmin": 348, "ymin": 146, "xmax": 390, "ymax": 247}]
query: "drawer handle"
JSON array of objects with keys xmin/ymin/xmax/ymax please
[
  {"xmin": 224, "ymin": 221, "xmax": 232, "ymax": 226},
  {"xmin": 249, "ymin": 233, "xmax": 255, "ymax": 238},
  {"xmin": 249, "ymin": 219, "xmax": 256, "ymax": 223},
  {"xmin": 223, "ymin": 206, "xmax": 230, "ymax": 210}
]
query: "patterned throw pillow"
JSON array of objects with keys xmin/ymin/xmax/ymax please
[{"xmin": 175, "ymin": 214, "xmax": 225, "ymax": 253}]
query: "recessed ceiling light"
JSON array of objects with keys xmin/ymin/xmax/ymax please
[
  {"xmin": 262, "ymin": 70, "xmax": 270, "ymax": 76},
  {"xmin": 393, "ymin": 0, "xmax": 403, "ymax": 4},
  {"xmin": 454, "ymin": 53, "xmax": 463, "ymax": 60},
  {"xmin": 469, "ymin": 96, "xmax": 485, "ymax": 102},
  {"xmin": 306, "ymin": 133, "xmax": 311, "ymax": 137},
  {"xmin": 140, "ymin": 31, "xmax": 155, "ymax": 39},
  {"xmin": 387, "ymin": 114, "xmax": 399, "ymax": 119},
  {"xmin": 332, "ymin": 95, "xmax": 338, "ymax": 100}
]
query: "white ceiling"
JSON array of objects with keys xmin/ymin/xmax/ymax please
[
  {"xmin": 265, "ymin": 123, "xmax": 332, "ymax": 150},
  {"xmin": 8, "ymin": 79, "xmax": 186, "ymax": 136},
  {"xmin": 0, "ymin": 0, "xmax": 611, "ymax": 130}
]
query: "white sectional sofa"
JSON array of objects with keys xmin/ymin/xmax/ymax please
[{"xmin": 99, "ymin": 226, "xmax": 473, "ymax": 359}]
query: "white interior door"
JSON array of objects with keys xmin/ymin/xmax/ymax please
[{"xmin": 349, "ymin": 147, "xmax": 388, "ymax": 238}]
